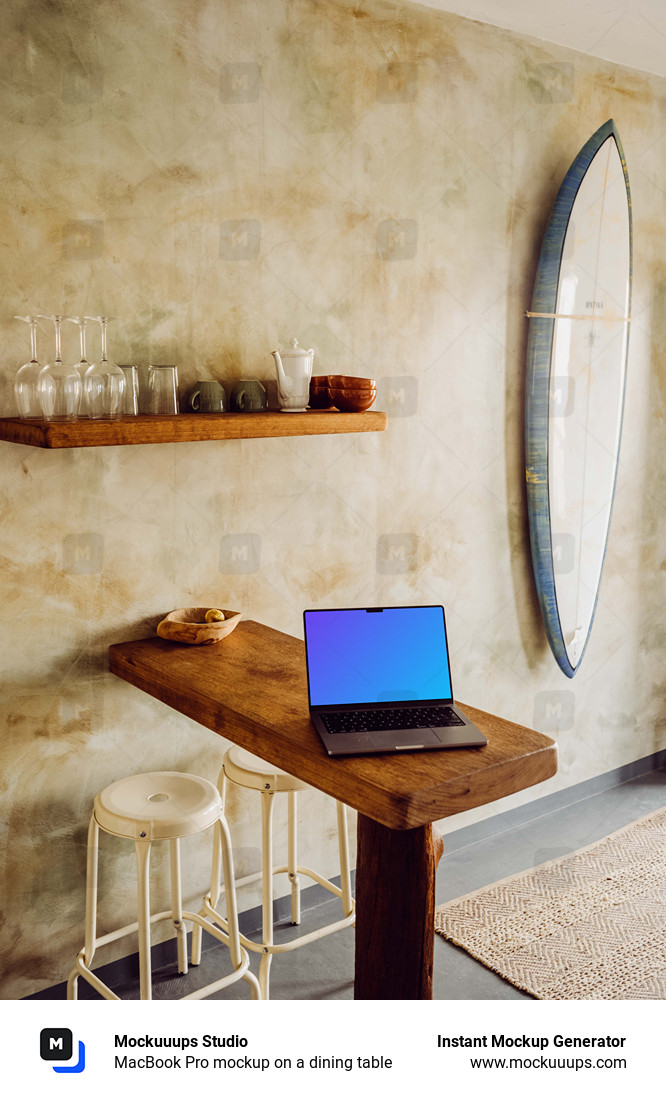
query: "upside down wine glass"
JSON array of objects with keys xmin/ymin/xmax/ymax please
[
  {"xmin": 83, "ymin": 316, "xmax": 125, "ymax": 419},
  {"xmin": 14, "ymin": 315, "xmax": 42, "ymax": 418},
  {"xmin": 37, "ymin": 314, "xmax": 81, "ymax": 420},
  {"xmin": 67, "ymin": 315, "xmax": 90, "ymax": 416}
]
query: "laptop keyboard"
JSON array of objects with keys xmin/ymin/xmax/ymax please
[{"xmin": 321, "ymin": 705, "xmax": 465, "ymax": 735}]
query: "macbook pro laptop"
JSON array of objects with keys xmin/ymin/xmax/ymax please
[{"xmin": 303, "ymin": 605, "xmax": 488, "ymax": 756}]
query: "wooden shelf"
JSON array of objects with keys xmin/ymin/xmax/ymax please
[{"xmin": 0, "ymin": 410, "xmax": 387, "ymax": 449}]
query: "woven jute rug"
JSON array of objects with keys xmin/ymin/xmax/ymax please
[{"xmin": 434, "ymin": 806, "xmax": 666, "ymax": 999}]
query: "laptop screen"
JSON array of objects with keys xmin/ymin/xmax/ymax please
[{"xmin": 303, "ymin": 606, "xmax": 453, "ymax": 707}]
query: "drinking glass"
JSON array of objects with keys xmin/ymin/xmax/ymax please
[
  {"xmin": 37, "ymin": 314, "xmax": 81, "ymax": 421},
  {"xmin": 118, "ymin": 365, "xmax": 139, "ymax": 415},
  {"xmin": 66, "ymin": 316, "xmax": 90, "ymax": 416},
  {"xmin": 83, "ymin": 316, "xmax": 125, "ymax": 419},
  {"xmin": 14, "ymin": 315, "xmax": 43, "ymax": 418},
  {"xmin": 148, "ymin": 365, "xmax": 179, "ymax": 414},
  {"xmin": 66, "ymin": 315, "xmax": 90, "ymax": 376}
]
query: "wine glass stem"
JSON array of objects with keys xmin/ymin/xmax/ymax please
[
  {"xmin": 29, "ymin": 321, "xmax": 38, "ymax": 363},
  {"xmin": 100, "ymin": 321, "xmax": 107, "ymax": 363},
  {"xmin": 80, "ymin": 324, "xmax": 87, "ymax": 362},
  {"xmin": 54, "ymin": 319, "xmax": 62, "ymax": 363}
]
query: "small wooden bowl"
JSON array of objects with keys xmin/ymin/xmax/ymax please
[
  {"xmin": 309, "ymin": 376, "xmax": 335, "ymax": 409},
  {"xmin": 308, "ymin": 388, "xmax": 335, "ymax": 409},
  {"xmin": 327, "ymin": 375, "xmax": 377, "ymax": 389},
  {"xmin": 157, "ymin": 608, "xmax": 242, "ymax": 645},
  {"xmin": 329, "ymin": 387, "xmax": 377, "ymax": 412}
]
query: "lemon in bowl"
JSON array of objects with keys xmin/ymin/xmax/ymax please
[{"xmin": 204, "ymin": 608, "xmax": 226, "ymax": 622}]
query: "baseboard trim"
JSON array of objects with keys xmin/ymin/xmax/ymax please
[{"xmin": 441, "ymin": 748, "xmax": 666, "ymax": 855}]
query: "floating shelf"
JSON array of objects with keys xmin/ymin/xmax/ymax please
[{"xmin": 0, "ymin": 411, "xmax": 387, "ymax": 449}]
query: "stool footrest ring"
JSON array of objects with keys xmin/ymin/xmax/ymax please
[
  {"xmin": 199, "ymin": 896, "xmax": 355, "ymax": 957},
  {"xmin": 68, "ymin": 909, "xmax": 259, "ymax": 1001}
]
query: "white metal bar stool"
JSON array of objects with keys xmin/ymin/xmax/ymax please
[
  {"xmin": 192, "ymin": 746, "xmax": 355, "ymax": 999},
  {"xmin": 67, "ymin": 771, "xmax": 261, "ymax": 1001}
]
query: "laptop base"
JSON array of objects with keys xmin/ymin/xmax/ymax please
[{"xmin": 311, "ymin": 706, "xmax": 488, "ymax": 756}]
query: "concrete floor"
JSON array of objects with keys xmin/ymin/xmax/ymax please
[{"xmin": 33, "ymin": 766, "xmax": 666, "ymax": 1000}]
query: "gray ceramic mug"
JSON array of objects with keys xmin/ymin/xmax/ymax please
[
  {"xmin": 229, "ymin": 379, "xmax": 267, "ymax": 412},
  {"xmin": 188, "ymin": 380, "xmax": 227, "ymax": 413}
]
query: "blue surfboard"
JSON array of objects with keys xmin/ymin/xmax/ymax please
[{"xmin": 525, "ymin": 119, "xmax": 632, "ymax": 678}]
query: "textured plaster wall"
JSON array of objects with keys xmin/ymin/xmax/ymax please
[{"xmin": 0, "ymin": 0, "xmax": 665, "ymax": 998}]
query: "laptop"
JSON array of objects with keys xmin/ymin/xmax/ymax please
[{"xmin": 303, "ymin": 605, "xmax": 488, "ymax": 756}]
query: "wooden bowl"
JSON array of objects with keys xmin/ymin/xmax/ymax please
[
  {"xmin": 308, "ymin": 390, "xmax": 335, "ymax": 409},
  {"xmin": 308, "ymin": 378, "xmax": 334, "ymax": 408},
  {"xmin": 157, "ymin": 607, "xmax": 242, "ymax": 645},
  {"xmin": 329, "ymin": 387, "xmax": 377, "ymax": 412},
  {"xmin": 327, "ymin": 375, "xmax": 377, "ymax": 389}
]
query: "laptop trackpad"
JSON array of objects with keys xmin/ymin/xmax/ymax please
[{"xmin": 392, "ymin": 728, "xmax": 442, "ymax": 748}]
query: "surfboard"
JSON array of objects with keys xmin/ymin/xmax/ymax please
[{"xmin": 525, "ymin": 119, "xmax": 632, "ymax": 678}]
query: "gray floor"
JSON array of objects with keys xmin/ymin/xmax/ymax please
[{"xmin": 34, "ymin": 766, "xmax": 666, "ymax": 1000}]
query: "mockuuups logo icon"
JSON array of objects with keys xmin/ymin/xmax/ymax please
[
  {"xmin": 219, "ymin": 62, "xmax": 261, "ymax": 102},
  {"xmin": 40, "ymin": 1028, "xmax": 86, "ymax": 1074},
  {"xmin": 62, "ymin": 62, "xmax": 103, "ymax": 105},
  {"xmin": 376, "ymin": 533, "xmax": 418, "ymax": 574},
  {"xmin": 551, "ymin": 532, "xmax": 575, "ymax": 575},
  {"xmin": 219, "ymin": 220, "xmax": 261, "ymax": 261},
  {"xmin": 528, "ymin": 62, "xmax": 575, "ymax": 104},
  {"xmin": 62, "ymin": 220, "xmax": 104, "ymax": 261},
  {"xmin": 376, "ymin": 219, "xmax": 418, "ymax": 261},
  {"xmin": 219, "ymin": 533, "xmax": 261, "ymax": 574},
  {"xmin": 376, "ymin": 62, "xmax": 418, "ymax": 103},
  {"xmin": 377, "ymin": 376, "xmax": 418, "ymax": 417},
  {"xmin": 533, "ymin": 690, "xmax": 575, "ymax": 732},
  {"xmin": 63, "ymin": 532, "xmax": 104, "ymax": 575},
  {"xmin": 550, "ymin": 376, "xmax": 575, "ymax": 417}
]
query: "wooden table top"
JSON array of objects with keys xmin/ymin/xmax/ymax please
[{"xmin": 109, "ymin": 620, "xmax": 557, "ymax": 830}]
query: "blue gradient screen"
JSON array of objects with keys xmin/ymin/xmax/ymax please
[{"xmin": 304, "ymin": 606, "xmax": 452, "ymax": 707}]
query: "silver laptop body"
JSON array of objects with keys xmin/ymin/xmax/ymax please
[{"xmin": 303, "ymin": 605, "xmax": 488, "ymax": 757}]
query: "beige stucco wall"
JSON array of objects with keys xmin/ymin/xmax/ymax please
[{"xmin": 1, "ymin": 0, "xmax": 664, "ymax": 998}]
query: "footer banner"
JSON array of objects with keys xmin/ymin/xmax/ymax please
[{"xmin": 1, "ymin": 998, "xmax": 659, "ymax": 1098}]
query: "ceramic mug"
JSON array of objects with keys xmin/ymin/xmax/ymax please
[
  {"xmin": 229, "ymin": 379, "xmax": 267, "ymax": 412},
  {"xmin": 188, "ymin": 380, "xmax": 227, "ymax": 413}
]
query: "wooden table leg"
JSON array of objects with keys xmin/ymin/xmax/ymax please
[{"xmin": 354, "ymin": 814, "xmax": 444, "ymax": 999}]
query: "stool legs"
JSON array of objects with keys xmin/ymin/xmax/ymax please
[
  {"xmin": 196, "ymin": 764, "xmax": 356, "ymax": 999},
  {"xmin": 68, "ymin": 813, "xmax": 121, "ymax": 1001},
  {"xmin": 336, "ymin": 800, "xmax": 354, "ymax": 917},
  {"xmin": 169, "ymin": 839, "xmax": 188, "ymax": 975},
  {"xmin": 84, "ymin": 814, "xmax": 100, "ymax": 969},
  {"xmin": 287, "ymin": 791, "xmax": 301, "ymax": 925},
  {"xmin": 191, "ymin": 781, "xmax": 225, "ymax": 968},
  {"xmin": 68, "ymin": 814, "xmax": 100, "ymax": 1001},
  {"xmin": 216, "ymin": 817, "xmax": 243, "ymax": 973},
  {"xmin": 135, "ymin": 839, "xmax": 152, "ymax": 1000},
  {"xmin": 260, "ymin": 789, "xmax": 275, "ymax": 999},
  {"xmin": 69, "ymin": 806, "xmax": 261, "ymax": 1001}
]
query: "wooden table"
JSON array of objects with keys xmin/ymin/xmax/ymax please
[{"xmin": 109, "ymin": 620, "xmax": 557, "ymax": 999}]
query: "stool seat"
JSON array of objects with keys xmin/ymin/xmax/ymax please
[
  {"xmin": 223, "ymin": 746, "xmax": 310, "ymax": 794},
  {"xmin": 94, "ymin": 771, "xmax": 222, "ymax": 841}
]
